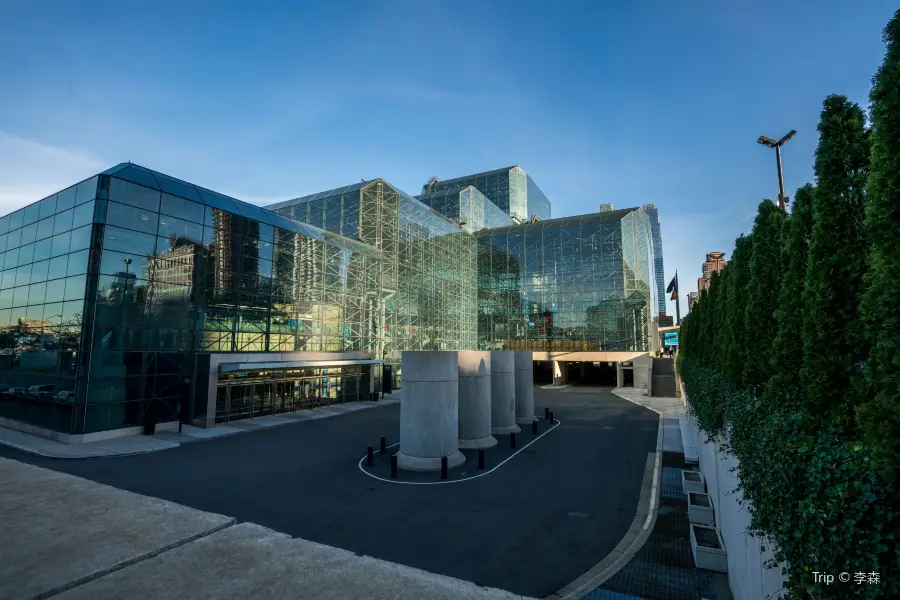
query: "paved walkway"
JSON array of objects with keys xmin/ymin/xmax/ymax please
[
  {"xmin": 0, "ymin": 457, "xmax": 527, "ymax": 600},
  {"xmin": 0, "ymin": 396, "xmax": 399, "ymax": 459},
  {"xmin": 577, "ymin": 387, "xmax": 731, "ymax": 600}
]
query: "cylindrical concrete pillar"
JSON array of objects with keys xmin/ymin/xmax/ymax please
[
  {"xmin": 457, "ymin": 351, "xmax": 497, "ymax": 449},
  {"xmin": 397, "ymin": 351, "xmax": 466, "ymax": 472},
  {"xmin": 514, "ymin": 351, "xmax": 537, "ymax": 425},
  {"xmin": 490, "ymin": 350, "xmax": 520, "ymax": 435}
]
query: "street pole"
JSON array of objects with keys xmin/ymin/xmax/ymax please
[
  {"xmin": 775, "ymin": 145, "xmax": 786, "ymax": 211},
  {"xmin": 674, "ymin": 271, "xmax": 681, "ymax": 326},
  {"xmin": 757, "ymin": 130, "xmax": 796, "ymax": 212}
]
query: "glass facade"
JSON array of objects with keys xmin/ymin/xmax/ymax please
[
  {"xmin": 416, "ymin": 185, "xmax": 514, "ymax": 233},
  {"xmin": 270, "ymin": 180, "xmax": 478, "ymax": 384},
  {"xmin": 1, "ymin": 162, "xmax": 658, "ymax": 436},
  {"xmin": 420, "ymin": 166, "xmax": 552, "ymax": 222},
  {"xmin": 1, "ymin": 164, "xmax": 385, "ymax": 435},
  {"xmin": 475, "ymin": 209, "xmax": 656, "ymax": 352}
]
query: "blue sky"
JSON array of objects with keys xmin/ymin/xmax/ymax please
[{"xmin": 0, "ymin": 0, "xmax": 895, "ymax": 315}]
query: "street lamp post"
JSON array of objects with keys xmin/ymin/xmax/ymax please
[{"xmin": 757, "ymin": 130, "xmax": 796, "ymax": 212}]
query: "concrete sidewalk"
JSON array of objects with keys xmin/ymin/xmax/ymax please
[
  {"xmin": 611, "ymin": 387, "xmax": 685, "ymax": 454},
  {"xmin": 0, "ymin": 396, "xmax": 399, "ymax": 459},
  {"xmin": 0, "ymin": 456, "xmax": 530, "ymax": 600}
]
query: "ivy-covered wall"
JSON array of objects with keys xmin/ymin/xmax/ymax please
[{"xmin": 678, "ymin": 11, "xmax": 900, "ymax": 599}]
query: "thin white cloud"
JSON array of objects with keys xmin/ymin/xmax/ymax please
[{"xmin": 0, "ymin": 132, "xmax": 107, "ymax": 214}]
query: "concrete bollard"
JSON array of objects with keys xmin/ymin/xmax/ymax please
[
  {"xmin": 532, "ymin": 420, "xmax": 538, "ymax": 435},
  {"xmin": 380, "ymin": 436, "xmax": 387, "ymax": 453},
  {"xmin": 545, "ymin": 407, "xmax": 550, "ymax": 420},
  {"xmin": 514, "ymin": 351, "xmax": 537, "ymax": 425},
  {"xmin": 490, "ymin": 351, "xmax": 520, "ymax": 435},
  {"xmin": 457, "ymin": 351, "xmax": 497, "ymax": 449},
  {"xmin": 549, "ymin": 411, "xmax": 554, "ymax": 425},
  {"xmin": 397, "ymin": 351, "xmax": 466, "ymax": 472}
]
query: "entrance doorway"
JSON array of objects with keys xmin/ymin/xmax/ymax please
[{"xmin": 214, "ymin": 365, "xmax": 367, "ymax": 424}]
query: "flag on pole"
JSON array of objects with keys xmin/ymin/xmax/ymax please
[{"xmin": 666, "ymin": 273, "xmax": 679, "ymax": 301}]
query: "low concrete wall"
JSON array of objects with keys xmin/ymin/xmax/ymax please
[
  {"xmin": 632, "ymin": 354, "xmax": 653, "ymax": 396},
  {"xmin": 683, "ymin": 395, "xmax": 786, "ymax": 600}
]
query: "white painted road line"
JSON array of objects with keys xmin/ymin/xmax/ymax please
[{"xmin": 358, "ymin": 419, "xmax": 562, "ymax": 485}]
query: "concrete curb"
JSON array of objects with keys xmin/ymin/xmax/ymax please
[
  {"xmin": 538, "ymin": 384, "xmax": 572, "ymax": 390},
  {"xmin": 0, "ymin": 436, "xmax": 181, "ymax": 460},
  {"xmin": 546, "ymin": 390, "xmax": 664, "ymax": 600}
]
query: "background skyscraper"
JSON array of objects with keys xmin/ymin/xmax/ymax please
[{"xmin": 641, "ymin": 204, "xmax": 666, "ymax": 317}]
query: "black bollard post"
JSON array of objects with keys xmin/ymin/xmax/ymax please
[
  {"xmin": 367, "ymin": 446, "xmax": 374, "ymax": 466},
  {"xmin": 390, "ymin": 455, "xmax": 398, "ymax": 478},
  {"xmin": 441, "ymin": 456, "xmax": 448, "ymax": 480},
  {"xmin": 532, "ymin": 420, "xmax": 538, "ymax": 435},
  {"xmin": 545, "ymin": 407, "xmax": 550, "ymax": 420},
  {"xmin": 549, "ymin": 411, "xmax": 554, "ymax": 425},
  {"xmin": 380, "ymin": 436, "xmax": 387, "ymax": 453},
  {"xmin": 510, "ymin": 432, "xmax": 516, "ymax": 449},
  {"xmin": 478, "ymin": 449, "xmax": 485, "ymax": 470}
]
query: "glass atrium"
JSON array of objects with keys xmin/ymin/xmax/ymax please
[
  {"xmin": 0, "ymin": 163, "xmax": 657, "ymax": 436},
  {"xmin": 476, "ymin": 210, "xmax": 656, "ymax": 352},
  {"xmin": 420, "ymin": 166, "xmax": 552, "ymax": 222}
]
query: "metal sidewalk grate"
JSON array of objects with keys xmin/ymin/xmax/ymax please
[{"xmin": 582, "ymin": 458, "xmax": 719, "ymax": 600}]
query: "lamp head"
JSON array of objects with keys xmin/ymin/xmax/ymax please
[{"xmin": 777, "ymin": 130, "xmax": 797, "ymax": 146}]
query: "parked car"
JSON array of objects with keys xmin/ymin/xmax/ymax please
[
  {"xmin": 55, "ymin": 390, "xmax": 75, "ymax": 403},
  {"xmin": 28, "ymin": 384, "xmax": 55, "ymax": 398},
  {"xmin": 6, "ymin": 387, "xmax": 27, "ymax": 395}
]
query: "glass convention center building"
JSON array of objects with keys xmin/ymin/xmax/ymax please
[{"xmin": 0, "ymin": 162, "xmax": 659, "ymax": 441}]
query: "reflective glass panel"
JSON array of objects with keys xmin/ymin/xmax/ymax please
[
  {"xmin": 45, "ymin": 277, "xmax": 66, "ymax": 303},
  {"xmin": 20, "ymin": 223, "xmax": 36, "ymax": 245},
  {"xmin": 37, "ymin": 217, "xmax": 54, "ymax": 241},
  {"xmin": 69, "ymin": 225, "xmax": 92, "ymax": 252},
  {"xmin": 47, "ymin": 255, "xmax": 68, "ymax": 280},
  {"xmin": 31, "ymin": 260, "xmax": 49, "ymax": 283},
  {"xmin": 57, "ymin": 185, "xmax": 77, "ymax": 212},
  {"xmin": 67, "ymin": 249, "xmax": 89, "ymax": 276},
  {"xmin": 158, "ymin": 214, "xmax": 202, "ymax": 244},
  {"xmin": 18, "ymin": 243, "xmax": 34, "ymax": 266},
  {"xmin": 53, "ymin": 209, "xmax": 74, "ymax": 235},
  {"xmin": 23, "ymin": 203, "xmax": 40, "ymax": 226},
  {"xmin": 109, "ymin": 178, "xmax": 161, "ymax": 212},
  {"xmin": 39, "ymin": 195, "xmax": 58, "ymax": 220},
  {"xmin": 106, "ymin": 201, "xmax": 158, "ymax": 235},
  {"xmin": 75, "ymin": 177, "xmax": 98, "ymax": 205},
  {"xmin": 64, "ymin": 274, "xmax": 87, "ymax": 301},
  {"xmin": 50, "ymin": 232, "xmax": 72, "ymax": 257},
  {"xmin": 160, "ymin": 194, "xmax": 205, "ymax": 224},
  {"xmin": 103, "ymin": 225, "xmax": 157, "ymax": 255},
  {"xmin": 72, "ymin": 201, "xmax": 94, "ymax": 229},
  {"xmin": 8, "ymin": 210, "xmax": 23, "ymax": 231}
]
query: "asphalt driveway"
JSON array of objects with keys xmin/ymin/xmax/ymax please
[{"xmin": 1, "ymin": 386, "xmax": 657, "ymax": 598}]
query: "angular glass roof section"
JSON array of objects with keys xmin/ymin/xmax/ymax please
[
  {"xmin": 427, "ymin": 165, "xmax": 518, "ymax": 187},
  {"xmin": 264, "ymin": 178, "xmax": 463, "ymax": 231},
  {"xmin": 101, "ymin": 163, "xmax": 325, "ymax": 241},
  {"xmin": 477, "ymin": 207, "xmax": 640, "ymax": 234},
  {"xmin": 265, "ymin": 180, "xmax": 377, "ymax": 211}
]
